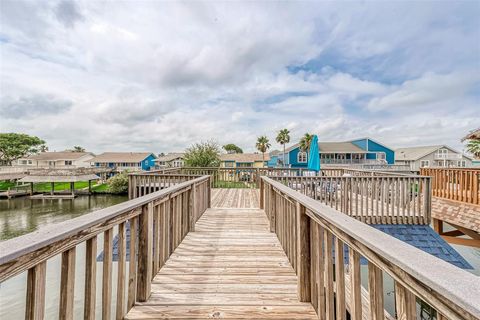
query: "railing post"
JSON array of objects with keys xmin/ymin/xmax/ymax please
[
  {"xmin": 137, "ymin": 202, "xmax": 153, "ymax": 301},
  {"xmin": 189, "ymin": 183, "xmax": 196, "ymax": 232},
  {"xmin": 295, "ymin": 201, "xmax": 311, "ymax": 302},
  {"xmin": 270, "ymin": 187, "xmax": 276, "ymax": 233},
  {"xmin": 207, "ymin": 176, "xmax": 211, "ymax": 208},
  {"xmin": 260, "ymin": 178, "xmax": 264, "ymax": 209},
  {"xmin": 25, "ymin": 262, "xmax": 46, "ymax": 320}
]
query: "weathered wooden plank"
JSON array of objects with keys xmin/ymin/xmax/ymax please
[
  {"xmin": 368, "ymin": 262, "xmax": 384, "ymax": 320},
  {"xmin": 137, "ymin": 203, "xmax": 153, "ymax": 302},
  {"xmin": 116, "ymin": 222, "xmax": 127, "ymax": 320},
  {"xmin": 295, "ymin": 202, "xmax": 311, "ymax": 302},
  {"xmin": 84, "ymin": 236, "xmax": 97, "ymax": 320},
  {"xmin": 349, "ymin": 249, "xmax": 362, "ymax": 320},
  {"xmin": 395, "ymin": 282, "xmax": 416, "ymax": 320},
  {"xmin": 335, "ymin": 238, "xmax": 346, "ymax": 320},
  {"xmin": 25, "ymin": 261, "xmax": 46, "ymax": 320},
  {"xmin": 128, "ymin": 216, "xmax": 138, "ymax": 310},
  {"xmin": 102, "ymin": 228, "xmax": 113, "ymax": 320},
  {"xmin": 59, "ymin": 248, "xmax": 75, "ymax": 320}
]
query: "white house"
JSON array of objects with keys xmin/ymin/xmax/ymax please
[
  {"xmin": 395, "ymin": 145, "xmax": 473, "ymax": 170},
  {"xmin": 14, "ymin": 152, "xmax": 95, "ymax": 168}
]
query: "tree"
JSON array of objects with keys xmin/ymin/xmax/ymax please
[
  {"xmin": 223, "ymin": 143, "xmax": 243, "ymax": 154},
  {"xmin": 0, "ymin": 133, "xmax": 46, "ymax": 165},
  {"xmin": 107, "ymin": 171, "xmax": 129, "ymax": 194},
  {"xmin": 256, "ymin": 136, "xmax": 271, "ymax": 164},
  {"xmin": 466, "ymin": 140, "xmax": 480, "ymax": 158},
  {"xmin": 462, "ymin": 128, "xmax": 480, "ymax": 158},
  {"xmin": 40, "ymin": 145, "xmax": 49, "ymax": 152},
  {"xmin": 184, "ymin": 141, "xmax": 221, "ymax": 167},
  {"xmin": 275, "ymin": 129, "xmax": 290, "ymax": 167},
  {"xmin": 72, "ymin": 146, "xmax": 86, "ymax": 152},
  {"xmin": 299, "ymin": 133, "xmax": 314, "ymax": 152}
]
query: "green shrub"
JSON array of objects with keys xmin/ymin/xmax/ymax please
[{"xmin": 107, "ymin": 172, "xmax": 129, "ymax": 194}]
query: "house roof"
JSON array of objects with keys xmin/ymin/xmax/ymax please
[
  {"xmin": 155, "ymin": 153, "xmax": 184, "ymax": 162},
  {"xmin": 394, "ymin": 145, "xmax": 472, "ymax": 161},
  {"xmin": 220, "ymin": 153, "xmax": 270, "ymax": 162},
  {"xmin": 319, "ymin": 142, "xmax": 365, "ymax": 153},
  {"xmin": 269, "ymin": 150, "xmax": 281, "ymax": 156},
  {"xmin": 371, "ymin": 224, "xmax": 471, "ymax": 269},
  {"xmin": 28, "ymin": 152, "xmax": 93, "ymax": 161},
  {"xmin": 90, "ymin": 152, "xmax": 154, "ymax": 163},
  {"xmin": 462, "ymin": 127, "xmax": 480, "ymax": 141}
]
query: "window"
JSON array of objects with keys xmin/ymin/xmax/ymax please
[
  {"xmin": 297, "ymin": 152, "xmax": 307, "ymax": 163},
  {"xmin": 420, "ymin": 160, "xmax": 430, "ymax": 168},
  {"xmin": 377, "ymin": 152, "xmax": 386, "ymax": 161},
  {"xmin": 65, "ymin": 160, "xmax": 72, "ymax": 165},
  {"xmin": 457, "ymin": 160, "xmax": 466, "ymax": 167}
]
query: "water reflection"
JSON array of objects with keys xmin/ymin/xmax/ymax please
[{"xmin": 0, "ymin": 195, "xmax": 128, "ymax": 240}]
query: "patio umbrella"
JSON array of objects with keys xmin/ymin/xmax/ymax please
[{"xmin": 307, "ymin": 135, "xmax": 320, "ymax": 172}]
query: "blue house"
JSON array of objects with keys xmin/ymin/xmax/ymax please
[
  {"xmin": 279, "ymin": 137, "xmax": 395, "ymax": 168},
  {"xmin": 90, "ymin": 152, "xmax": 157, "ymax": 172}
]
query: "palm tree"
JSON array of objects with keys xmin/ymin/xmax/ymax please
[
  {"xmin": 299, "ymin": 133, "xmax": 314, "ymax": 152},
  {"xmin": 276, "ymin": 129, "xmax": 290, "ymax": 167},
  {"xmin": 72, "ymin": 146, "xmax": 85, "ymax": 152},
  {"xmin": 462, "ymin": 128, "xmax": 480, "ymax": 158},
  {"xmin": 466, "ymin": 140, "xmax": 480, "ymax": 158},
  {"xmin": 256, "ymin": 136, "xmax": 271, "ymax": 166}
]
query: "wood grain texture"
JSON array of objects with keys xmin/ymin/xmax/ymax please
[
  {"xmin": 84, "ymin": 236, "xmax": 97, "ymax": 320},
  {"xmin": 25, "ymin": 261, "xmax": 46, "ymax": 320},
  {"xmin": 124, "ymin": 208, "xmax": 317, "ymax": 320},
  {"xmin": 59, "ymin": 248, "xmax": 75, "ymax": 320},
  {"xmin": 102, "ymin": 228, "xmax": 113, "ymax": 320}
]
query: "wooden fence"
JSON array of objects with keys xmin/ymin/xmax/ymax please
[
  {"xmin": 421, "ymin": 168, "xmax": 480, "ymax": 205},
  {"xmin": 260, "ymin": 176, "xmax": 480, "ymax": 320},
  {"xmin": 267, "ymin": 174, "xmax": 431, "ymax": 225},
  {"xmin": 0, "ymin": 175, "xmax": 210, "ymax": 320}
]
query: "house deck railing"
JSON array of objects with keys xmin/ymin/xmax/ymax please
[
  {"xmin": 0, "ymin": 175, "xmax": 210, "ymax": 320},
  {"xmin": 420, "ymin": 167, "xmax": 480, "ymax": 205},
  {"xmin": 260, "ymin": 176, "xmax": 480, "ymax": 320}
]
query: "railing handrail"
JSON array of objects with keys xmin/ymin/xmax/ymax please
[
  {"xmin": 261, "ymin": 176, "xmax": 480, "ymax": 319},
  {"xmin": 0, "ymin": 175, "xmax": 209, "ymax": 274}
]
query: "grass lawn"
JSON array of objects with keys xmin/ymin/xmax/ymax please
[
  {"xmin": 0, "ymin": 181, "xmax": 16, "ymax": 191},
  {"xmin": 0, "ymin": 181, "xmax": 111, "ymax": 192},
  {"xmin": 91, "ymin": 183, "xmax": 109, "ymax": 192}
]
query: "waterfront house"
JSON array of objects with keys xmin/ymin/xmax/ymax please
[
  {"xmin": 277, "ymin": 137, "xmax": 394, "ymax": 168},
  {"xmin": 267, "ymin": 150, "xmax": 281, "ymax": 167},
  {"xmin": 155, "ymin": 153, "xmax": 185, "ymax": 168},
  {"xmin": 14, "ymin": 151, "xmax": 95, "ymax": 168},
  {"xmin": 395, "ymin": 145, "xmax": 473, "ymax": 170},
  {"xmin": 220, "ymin": 153, "xmax": 270, "ymax": 168},
  {"xmin": 90, "ymin": 152, "xmax": 156, "ymax": 171}
]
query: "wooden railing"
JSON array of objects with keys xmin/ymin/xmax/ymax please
[
  {"xmin": 128, "ymin": 173, "xmax": 205, "ymax": 199},
  {"xmin": 268, "ymin": 174, "xmax": 431, "ymax": 224},
  {"xmin": 0, "ymin": 175, "xmax": 210, "ymax": 320},
  {"xmin": 420, "ymin": 168, "xmax": 480, "ymax": 205},
  {"xmin": 260, "ymin": 176, "xmax": 480, "ymax": 320}
]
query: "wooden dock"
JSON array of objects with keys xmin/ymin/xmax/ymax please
[
  {"xmin": 1, "ymin": 173, "xmax": 479, "ymax": 320},
  {"xmin": 125, "ymin": 196, "xmax": 317, "ymax": 319}
]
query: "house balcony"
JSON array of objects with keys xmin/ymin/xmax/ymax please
[
  {"xmin": 433, "ymin": 153, "xmax": 462, "ymax": 160},
  {"xmin": 320, "ymin": 158, "xmax": 385, "ymax": 165}
]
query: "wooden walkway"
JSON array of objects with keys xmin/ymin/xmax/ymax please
[
  {"xmin": 211, "ymin": 188, "xmax": 259, "ymax": 208},
  {"xmin": 125, "ymin": 189, "xmax": 317, "ymax": 319}
]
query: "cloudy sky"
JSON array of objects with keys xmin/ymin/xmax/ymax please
[{"xmin": 1, "ymin": 1, "xmax": 479, "ymax": 154}]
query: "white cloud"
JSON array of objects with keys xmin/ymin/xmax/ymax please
[
  {"xmin": 367, "ymin": 72, "xmax": 479, "ymax": 111},
  {"xmin": 0, "ymin": 1, "xmax": 478, "ymax": 153}
]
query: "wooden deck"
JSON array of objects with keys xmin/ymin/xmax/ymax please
[
  {"xmin": 211, "ymin": 188, "xmax": 260, "ymax": 208},
  {"xmin": 125, "ymin": 189, "xmax": 317, "ymax": 319}
]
